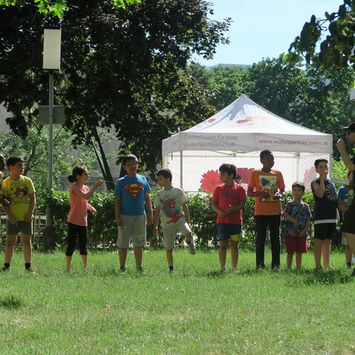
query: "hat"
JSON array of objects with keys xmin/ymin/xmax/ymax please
[{"xmin": 343, "ymin": 122, "xmax": 355, "ymax": 132}]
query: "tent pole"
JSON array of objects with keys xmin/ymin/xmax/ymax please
[{"xmin": 180, "ymin": 150, "xmax": 183, "ymax": 189}]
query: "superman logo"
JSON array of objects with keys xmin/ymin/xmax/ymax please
[{"xmin": 124, "ymin": 182, "xmax": 143, "ymax": 199}]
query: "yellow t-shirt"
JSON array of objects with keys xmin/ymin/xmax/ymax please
[{"xmin": 2, "ymin": 176, "xmax": 35, "ymax": 221}]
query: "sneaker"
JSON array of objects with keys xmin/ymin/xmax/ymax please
[
  {"xmin": 352, "ymin": 268, "xmax": 355, "ymax": 277},
  {"xmin": 169, "ymin": 269, "xmax": 175, "ymax": 275},
  {"xmin": 25, "ymin": 267, "xmax": 36, "ymax": 274},
  {"xmin": 314, "ymin": 266, "xmax": 323, "ymax": 272},
  {"xmin": 120, "ymin": 265, "xmax": 126, "ymax": 272},
  {"xmin": 220, "ymin": 266, "xmax": 226, "ymax": 273},
  {"xmin": 136, "ymin": 265, "xmax": 144, "ymax": 272},
  {"xmin": 1, "ymin": 266, "xmax": 9, "ymax": 272},
  {"xmin": 187, "ymin": 242, "xmax": 196, "ymax": 255}
]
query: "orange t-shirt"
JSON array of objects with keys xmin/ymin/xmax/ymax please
[{"xmin": 248, "ymin": 169, "xmax": 285, "ymax": 215}]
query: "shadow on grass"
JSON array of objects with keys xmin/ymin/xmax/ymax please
[{"xmin": 0, "ymin": 295, "xmax": 22, "ymax": 309}]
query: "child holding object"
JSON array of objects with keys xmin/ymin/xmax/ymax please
[
  {"xmin": 311, "ymin": 159, "xmax": 337, "ymax": 270},
  {"xmin": 283, "ymin": 182, "xmax": 312, "ymax": 269},
  {"xmin": 153, "ymin": 168, "xmax": 196, "ymax": 274},
  {"xmin": 66, "ymin": 166, "xmax": 103, "ymax": 272},
  {"xmin": 211, "ymin": 164, "xmax": 246, "ymax": 272}
]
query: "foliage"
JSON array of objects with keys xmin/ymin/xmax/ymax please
[
  {"xmin": 287, "ymin": 0, "xmax": 355, "ymax": 70},
  {"xmin": 0, "ymin": 0, "xmax": 141, "ymax": 18},
  {"xmin": 0, "ymin": 0, "xmax": 229, "ymax": 175}
]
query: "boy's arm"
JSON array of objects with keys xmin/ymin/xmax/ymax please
[
  {"xmin": 144, "ymin": 192, "xmax": 153, "ymax": 224},
  {"xmin": 311, "ymin": 179, "xmax": 325, "ymax": 198},
  {"xmin": 247, "ymin": 186, "xmax": 269, "ymax": 198},
  {"xmin": 282, "ymin": 210, "xmax": 299, "ymax": 228},
  {"xmin": 211, "ymin": 200, "xmax": 225, "ymax": 217},
  {"xmin": 181, "ymin": 202, "xmax": 191, "ymax": 225},
  {"xmin": 225, "ymin": 200, "xmax": 245, "ymax": 214},
  {"xmin": 298, "ymin": 218, "xmax": 310, "ymax": 237},
  {"xmin": 337, "ymin": 197, "xmax": 347, "ymax": 212},
  {"xmin": 115, "ymin": 196, "xmax": 122, "ymax": 226},
  {"xmin": 3, "ymin": 205, "xmax": 17, "ymax": 224},
  {"xmin": 153, "ymin": 206, "xmax": 161, "ymax": 234},
  {"xmin": 24, "ymin": 193, "xmax": 36, "ymax": 223},
  {"xmin": 336, "ymin": 138, "xmax": 355, "ymax": 171},
  {"xmin": 73, "ymin": 179, "xmax": 103, "ymax": 200}
]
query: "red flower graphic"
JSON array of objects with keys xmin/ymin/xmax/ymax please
[
  {"xmin": 237, "ymin": 168, "xmax": 253, "ymax": 183},
  {"xmin": 200, "ymin": 170, "xmax": 221, "ymax": 192}
]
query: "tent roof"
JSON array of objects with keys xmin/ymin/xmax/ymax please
[
  {"xmin": 162, "ymin": 94, "xmax": 332, "ymax": 155},
  {"xmin": 186, "ymin": 94, "xmax": 327, "ymax": 135}
]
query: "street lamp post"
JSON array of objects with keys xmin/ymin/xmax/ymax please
[{"xmin": 42, "ymin": 28, "xmax": 62, "ymax": 249}]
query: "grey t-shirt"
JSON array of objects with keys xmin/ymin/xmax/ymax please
[{"xmin": 154, "ymin": 187, "xmax": 188, "ymax": 228}]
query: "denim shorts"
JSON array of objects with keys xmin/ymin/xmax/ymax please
[{"xmin": 217, "ymin": 224, "xmax": 242, "ymax": 241}]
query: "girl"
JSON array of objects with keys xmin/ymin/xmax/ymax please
[{"xmin": 66, "ymin": 166, "xmax": 103, "ymax": 271}]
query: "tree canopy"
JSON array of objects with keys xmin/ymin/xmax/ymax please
[
  {"xmin": 287, "ymin": 0, "xmax": 354, "ymax": 70},
  {"xmin": 0, "ymin": 0, "xmax": 230, "ymax": 179}
]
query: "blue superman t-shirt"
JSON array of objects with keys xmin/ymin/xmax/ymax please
[{"xmin": 114, "ymin": 174, "xmax": 151, "ymax": 215}]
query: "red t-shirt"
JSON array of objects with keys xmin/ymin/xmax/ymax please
[{"xmin": 211, "ymin": 183, "xmax": 246, "ymax": 225}]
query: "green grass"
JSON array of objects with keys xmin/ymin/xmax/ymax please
[{"xmin": 0, "ymin": 249, "xmax": 354, "ymax": 354}]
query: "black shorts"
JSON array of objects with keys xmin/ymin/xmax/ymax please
[
  {"xmin": 314, "ymin": 223, "xmax": 336, "ymax": 240},
  {"xmin": 342, "ymin": 203, "xmax": 355, "ymax": 234}
]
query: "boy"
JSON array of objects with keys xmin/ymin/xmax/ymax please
[
  {"xmin": 283, "ymin": 182, "xmax": 312, "ymax": 269},
  {"xmin": 1, "ymin": 156, "xmax": 36, "ymax": 273},
  {"xmin": 247, "ymin": 150, "xmax": 285, "ymax": 269},
  {"xmin": 211, "ymin": 164, "xmax": 246, "ymax": 271},
  {"xmin": 114, "ymin": 154, "xmax": 153, "ymax": 272},
  {"xmin": 153, "ymin": 168, "xmax": 196, "ymax": 273},
  {"xmin": 337, "ymin": 171, "xmax": 354, "ymax": 268},
  {"xmin": 311, "ymin": 159, "xmax": 337, "ymax": 270}
]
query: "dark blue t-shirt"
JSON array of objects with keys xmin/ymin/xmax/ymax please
[
  {"xmin": 114, "ymin": 174, "xmax": 151, "ymax": 215},
  {"xmin": 311, "ymin": 179, "xmax": 337, "ymax": 222}
]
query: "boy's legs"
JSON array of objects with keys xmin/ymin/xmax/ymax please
[
  {"xmin": 269, "ymin": 215, "xmax": 281, "ymax": 268},
  {"xmin": 163, "ymin": 227, "xmax": 176, "ymax": 270},
  {"xmin": 118, "ymin": 248, "xmax": 128, "ymax": 268},
  {"xmin": 230, "ymin": 240, "xmax": 239, "ymax": 269},
  {"xmin": 4, "ymin": 234, "xmax": 17, "ymax": 265},
  {"xmin": 219, "ymin": 240, "xmax": 229, "ymax": 270},
  {"xmin": 313, "ymin": 239, "xmax": 324, "ymax": 268},
  {"xmin": 166, "ymin": 250, "xmax": 173, "ymax": 268},
  {"xmin": 322, "ymin": 239, "xmax": 332, "ymax": 268},
  {"xmin": 131, "ymin": 215, "xmax": 146, "ymax": 270},
  {"xmin": 345, "ymin": 245, "xmax": 352, "ymax": 266},
  {"xmin": 287, "ymin": 253, "xmax": 293, "ymax": 268},
  {"xmin": 295, "ymin": 253, "xmax": 302, "ymax": 268},
  {"xmin": 255, "ymin": 215, "xmax": 268, "ymax": 268},
  {"xmin": 21, "ymin": 234, "xmax": 32, "ymax": 264},
  {"xmin": 344, "ymin": 233, "xmax": 355, "ymax": 256}
]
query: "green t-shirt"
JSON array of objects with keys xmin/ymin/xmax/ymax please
[{"xmin": 2, "ymin": 176, "xmax": 35, "ymax": 221}]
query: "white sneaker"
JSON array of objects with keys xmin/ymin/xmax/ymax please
[{"xmin": 188, "ymin": 242, "xmax": 196, "ymax": 255}]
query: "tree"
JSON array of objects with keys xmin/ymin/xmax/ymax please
[
  {"xmin": 0, "ymin": 0, "xmax": 229, "ymax": 182},
  {"xmin": 287, "ymin": 0, "xmax": 355, "ymax": 70},
  {"xmin": 0, "ymin": 0, "xmax": 141, "ymax": 17}
]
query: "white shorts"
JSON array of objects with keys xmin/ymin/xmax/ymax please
[
  {"xmin": 117, "ymin": 215, "xmax": 146, "ymax": 248},
  {"xmin": 162, "ymin": 218, "xmax": 192, "ymax": 251}
]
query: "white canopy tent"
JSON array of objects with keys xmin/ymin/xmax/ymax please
[{"xmin": 162, "ymin": 95, "xmax": 333, "ymax": 192}]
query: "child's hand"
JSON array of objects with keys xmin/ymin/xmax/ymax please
[
  {"xmin": 9, "ymin": 216, "xmax": 18, "ymax": 224},
  {"xmin": 260, "ymin": 191, "xmax": 270, "ymax": 198},
  {"xmin": 153, "ymin": 226, "xmax": 158, "ymax": 235},
  {"xmin": 336, "ymin": 138, "xmax": 346, "ymax": 153},
  {"xmin": 95, "ymin": 179, "xmax": 104, "ymax": 188},
  {"xmin": 293, "ymin": 220, "xmax": 299, "ymax": 229},
  {"xmin": 91, "ymin": 208, "xmax": 97, "ymax": 216},
  {"xmin": 116, "ymin": 217, "xmax": 123, "ymax": 226},
  {"xmin": 24, "ymin": 213, "xmax": 32, "ymax": 223},
  {"xmin": 225, "ymin": 205, "xmax": 235, "ymax": 214},
  {"xmin": 147, "ymin": 212, "xmax": 153, "ymax": 225},
  {"xmin": 218, "ymin": 210, "xmax": 226, "ymax": 217}
]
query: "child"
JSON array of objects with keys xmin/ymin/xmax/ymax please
[
  {"xmin": 1, "ymin": 156, "xmax": 36, "ymax": 273},
  {"xmin": 283, "ymin": 182, "xmax": 312, "ymax": 269},
  {"xmin": 211, "ymin": 164, "xmax": 246, "ymax": 271},
  {"xmin": 66, "ymin": 166, "xmax": 103, "ymax": 272},
  {"xmin": 114, "ymin": 154, "xmax": 153, "ymax": 272},
  {"xmin": 311, "ymin": 159, "xmax": 337, "ymax": 270},
  {"xmin": 153, "ymin": 168, "xmax": 196, "ymax": 273},
  {"xmin": 337, "ymin": 171, "xmax": 354, "ymax": 268},
  {"xmin": 247, "ymin": 150, "xmax": 285, "ymax": 269}
]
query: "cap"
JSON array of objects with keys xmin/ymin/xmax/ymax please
[{"xmin": 343, "ymin": 122, "xmax": 355, "ymax": 132}]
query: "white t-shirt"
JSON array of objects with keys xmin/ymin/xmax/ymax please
[{"xmin": 154, "ymin": 187, "xmax": 188, "ymax": 228}]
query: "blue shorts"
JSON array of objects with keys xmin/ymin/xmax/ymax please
[{"xmin": 217, "ymin": 224, "xmax": 242, "ymax": 241}]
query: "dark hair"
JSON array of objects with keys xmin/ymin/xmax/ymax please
[
  {"xmin": 68, "ymin": 166, "xmax": 87, "ymax": 183},
  {"xmin": 260, "ymin": 150, "xmax": 272, "ymax": 160},
  {"xmin": 7, "ymin": 156, "xmax": 24, "ymax": 168},
  {"xmin": 122, "ymin": 154, "xmax": 138, "ymax": 166},
  {"xmin": 157, "ymin": 168, "xmax": 172, "ymax": 182},
  {"xmin": 235, "ymin": 174, "xmax": 242, "ymax": 181},
  {"xmin": 314, "ymin": 159, "xmax": 328, "ymax": 168},
  {"xmin": 292, "ymin": 182, "xmax": 305, "ymax": 192},
  {"xmin": 219, "ymin": 163, "xmax": 237, "ymax": 179}
]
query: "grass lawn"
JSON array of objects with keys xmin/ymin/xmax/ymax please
[{"xmin": 0, "ymin": 248, "xmax": 354, "ymax": 354}]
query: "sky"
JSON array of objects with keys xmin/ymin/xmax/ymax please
[{"xmin": 193, "ymin": 0, "xmax": 343, "ymax": 66}]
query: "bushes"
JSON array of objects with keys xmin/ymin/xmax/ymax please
[{"xmin": 36, "ymin": 190, "xmax": 342, "ymax": 250}]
